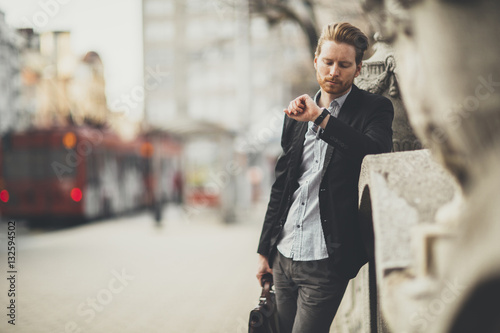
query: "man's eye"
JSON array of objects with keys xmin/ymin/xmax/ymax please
[{"xmin": 324, "ymin": 62, "xmax": 333, "ymax": 66}]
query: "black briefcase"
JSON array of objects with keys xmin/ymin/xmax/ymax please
[{"xmin": 248, "ymin": 274, "xmax": 280, "ymax": 333}]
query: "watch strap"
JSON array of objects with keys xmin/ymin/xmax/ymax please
[{"xmin": 314, "ymin": 108, "xmax": 330, "ymax": 126}]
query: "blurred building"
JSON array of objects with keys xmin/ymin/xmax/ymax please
[
  {"xmin": 141, "ymin": 0, "xmax": 314, "ymax": 131},
  {"xmin": 0, "ymin": 10, "xmax": 23, "ymax": 135},
  {"xmin": 31, "ymin": 31, "xmax": 74, "ymax": 127},
  {"xmin": 17, "ymin": 28, "xmax": 42, "ymax": 130},
  {"xmin": 4, "ymin": 24, "xmax": 136, "ymax": 138}
]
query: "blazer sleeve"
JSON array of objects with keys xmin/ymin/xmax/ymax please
[
  {"xmin": 257, "ymin": 116, "xmax": 292, "ymax": 256},
  {"xmin": 318, "ymin": 96, "xmax": 394, "ymax": 164}
]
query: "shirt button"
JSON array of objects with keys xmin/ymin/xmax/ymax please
[
  {"xmin": 301, "ymin": 202, "xmax": 305, "ymax": 205},
  {"xmin": 296, "ymin": 225, "xmax": 300, "ymax": 228},
  {"xmin": 315, "ymin": 160, "xmax": 318, "ymax": 163}
]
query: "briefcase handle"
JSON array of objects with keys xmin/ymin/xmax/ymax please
[
  {"xmin": 249, "ymin": 273, "xmax": 280, "ymax": 333},
  {"xmin": 260, "ymin": 273, "xmax": 273, "ymax": 300}
]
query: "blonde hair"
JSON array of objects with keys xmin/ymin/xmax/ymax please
[{"xmin": 315, "ymin": 22, "xmax": 368, "ymax": 64}]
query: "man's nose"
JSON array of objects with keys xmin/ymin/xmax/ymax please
[{"xmin": 330, "ymin": 64, "xmax": 340, "ymax": 76}]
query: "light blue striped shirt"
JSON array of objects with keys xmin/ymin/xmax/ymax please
[{"xmin": 277, "ymin": 88, "xmax": 351, "ymax": 261}]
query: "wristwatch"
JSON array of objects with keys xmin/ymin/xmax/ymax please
[{"xmin": 314, "ymin": 108, "xmax": 330, "ymax": 126}]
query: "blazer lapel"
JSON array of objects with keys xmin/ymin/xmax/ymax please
[
  {"xmin": 321, "ymin": 85, "xmax": 361, "ymax": 180},
  {"xmin": 289, "ymin": 121, "xmax": 308, "ymax": 181},
  {"xmin": 321, "ymin": 145, "xmax": 334, "ymax": 180},
  {"xmin": 337, "ymin": 84, "xmax": 361, "ymax": 125}
]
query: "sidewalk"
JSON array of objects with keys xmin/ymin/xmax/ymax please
[{"xmin": 0, "ymin": 203, "xmax": 267, "ymax": 333}]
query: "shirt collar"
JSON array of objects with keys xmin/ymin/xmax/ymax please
[{"xmin": 313, "ymin": 87, "xmax": 352, "ymax": 110}]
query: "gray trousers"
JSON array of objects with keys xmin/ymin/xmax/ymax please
[{"xmin": 273, "ymin": 251, "xmax": 349, "ymax": 333}]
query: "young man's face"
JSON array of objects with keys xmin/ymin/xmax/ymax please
[{"xmin": 314, "ymin": 41, "xmax": 362, "ymax": 98}]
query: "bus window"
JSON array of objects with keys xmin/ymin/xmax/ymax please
[
  {"xmin": 2, "ymin": 149, "xmax": 78, "ymax": 180},
  {"xmin": 3, "ymin": 151, "xmax": 30, "ymax": 180}
]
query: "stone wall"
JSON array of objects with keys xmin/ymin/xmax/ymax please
[{"xmin": 334, "ymin": 0, "xmax": 500, "ymax": 332}]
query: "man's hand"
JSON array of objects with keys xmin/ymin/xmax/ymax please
[
  {"xmin": 284, "ymin": 94, "xmax": 323, "ymax": 123},
  {"xmin": 256, "ymin": 254, "xmax": 273, "ymax": 286}
]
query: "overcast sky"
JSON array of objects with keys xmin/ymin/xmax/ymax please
[{"xmin": 0, "ymin": 0, "xmax": 144, "ymax": 120}]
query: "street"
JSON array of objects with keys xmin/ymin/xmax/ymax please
[{"xmin": 0, "ymin": 205, "xmax": 265, "ymax": 333}]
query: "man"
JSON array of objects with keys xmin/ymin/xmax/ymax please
[{"xmin": 256, "ymin": 22, "xmax": 394, "ymax": 333}]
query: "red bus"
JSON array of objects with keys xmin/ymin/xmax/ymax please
[{"xmin": 0, "ymin": 126, "xmax": 182, "ymax": 225}]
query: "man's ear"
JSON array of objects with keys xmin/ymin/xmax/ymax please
[
  {"xmin": 314, "ymin": 56, "xmax": 318, "ymax": 70},
  {"xmin": 355, "ymin": 61, "xmax": 362, "ymax": 77}
]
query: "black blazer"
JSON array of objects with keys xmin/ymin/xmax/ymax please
[{"xmin": 257, "ymin": 84, "xmax": 394, "ymax": 279}]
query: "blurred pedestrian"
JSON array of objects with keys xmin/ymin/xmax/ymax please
[
  {"xmin": 173, "ymin": 170, "xmax": 183, "ymax": 204},
  {"xmin": 256, "ymin": 22, "xmax": 394, "ymax": 333}
]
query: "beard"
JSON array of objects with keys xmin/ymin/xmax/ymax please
[{"xmin": 317, "ymin": 72, "xmax": 354, "ymax": 97}]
